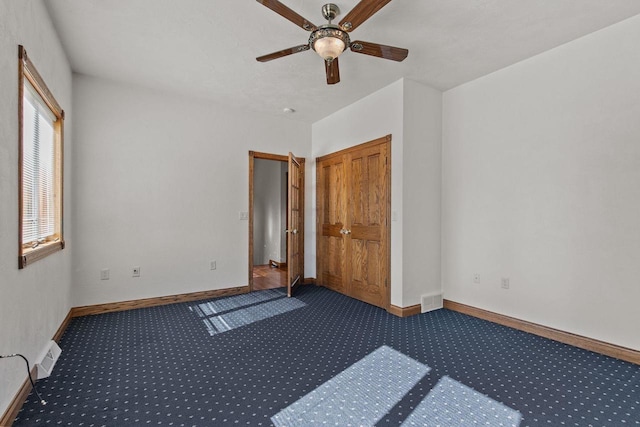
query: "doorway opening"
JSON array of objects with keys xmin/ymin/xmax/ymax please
[
  {"xmin": 249, "ymin": 151, "xmax": 305, "ymax": 296},
  {"xmin": 250, "ymin": 154, "xmax": 288, "ymax": 290}
]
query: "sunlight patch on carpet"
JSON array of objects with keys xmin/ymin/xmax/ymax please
[
  {"xmin": 191, "ymin": 289, "xmax": 285, "ymax": 316},
  {"xmin": 190, "ymin": 290, "xmax": 306, "ymax": 336},
  {"xmin": 271, "ymin": 345, "xmax": 430, "ymax": 427},
  {"xmin": 401, "ymin": 376, "xmax": 522, "ymax": 427}
]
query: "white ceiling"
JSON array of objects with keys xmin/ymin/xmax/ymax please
[{"xmin": 44, "ymin": 0, "xmax": 640, "ymax": 123}]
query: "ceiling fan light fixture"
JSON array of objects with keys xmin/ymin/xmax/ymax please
[
  {"xmin": 256, "ymin": 0, "xmax": 409, "ymax": 85},
  {"xmin": 310, "ymin": 27, "xmax": 350, "ymax": 62}
]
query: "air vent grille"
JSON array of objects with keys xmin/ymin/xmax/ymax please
[
  {"xmin": 421, "ymin": 292, "xmax": 443, "ymax": 313},
  {"xmin": 36, "ymin": 340, "xmax": 62, "ymax": 379}
]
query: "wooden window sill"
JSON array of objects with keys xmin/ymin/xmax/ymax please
[{"xmin": 19, "ymin": 240, "xmax": 65, "ymax": 269}]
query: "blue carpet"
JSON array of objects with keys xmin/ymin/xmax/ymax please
[{"xmin": 14, "ymin": 285, "xmax": 640, "ymax": 426}]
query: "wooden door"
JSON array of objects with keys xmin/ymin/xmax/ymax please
[
  {"xmin": 316, "ymin": 136, "xmax": 391, "ymax": 309},
  {"xmin": 287, "ymin": 152, "xmax": 304, "ymax": 297},
  {"xmin": 317, "ymin": 154, "xmax": 348, "ymax": 294},
  {"xmin": 347, "ymin": 143, "xmax": 390, "ymax": 308}
]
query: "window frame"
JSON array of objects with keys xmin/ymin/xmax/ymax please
[{"xmin": 18, "ymin": 45, "xmax": 65, "ymax": 269}]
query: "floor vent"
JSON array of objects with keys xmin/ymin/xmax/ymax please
[
  {"xmin": 421, "ymin": 292, "xmax": 443, "ymax": 313},
  {"xmin": 36, "ymin": 340, "xmax": 62, "ymax": 379}
]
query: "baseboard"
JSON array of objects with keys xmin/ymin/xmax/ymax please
[
  {"xmin": 388, "ymin": 304, "xmax": 421, "ymax": 318},
  {"xmin": 70, "ymin": 286, "xmax": 250, "ymax": 318},
  {"xmin": 0, "ymin": 365, "xmax": 38, "ymax": 427},
  {"xmin": 52, "ymin": 309, "xmax": 73, "ymax": 343},
  {"xmin": 303, "ymin": 277, "xmax": 316, "ymax": 285},
  {"xmin": 444, "ymin": 299, "xmax": 640, "ymax": 365},
  {"xmin": 269, "ymin": 259, "xmax": 287, "ymax": 269}
]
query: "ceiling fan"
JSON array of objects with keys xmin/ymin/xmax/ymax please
[{"xmin": 256, "ymin": 0, "xmax": 408, "ymax": 85}]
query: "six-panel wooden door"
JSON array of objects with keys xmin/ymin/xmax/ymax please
[
  {"xmin": 316, "ymin": 136, "xmax": 391, "ymax": 309},
  {"xmin": 317, "ymin": 153, "xmax": 348, "ymax": 294}
]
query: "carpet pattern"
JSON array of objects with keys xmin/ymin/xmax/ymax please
[{"xmin": 14, "ymin": 285, "xmax": 640, "ymax": 426}]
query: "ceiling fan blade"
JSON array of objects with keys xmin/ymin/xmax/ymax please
[
  {"xmin": 257, "ymin": 0, "xmax": 317, "ymax": 31},
  {"xmin": 325, "ymin": 58, "xmax": 340, "ymax": 85},
  {"xmin": 350, "ymin": 40, "xmax": 408, "ymax": 61},
  {"xmin": 339, "ymin": 0, "xmax": 392, "ymax": 32},
  {"xmin": 256, "ymin": 44, "xmax": 310, "ymax": 62}
]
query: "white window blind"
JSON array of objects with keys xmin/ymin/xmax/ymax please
[{"xmin": 22, "ymin": 79, "xmax": 57, "ymax": 247}]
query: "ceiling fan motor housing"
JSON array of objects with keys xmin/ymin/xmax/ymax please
[{"xmin": 322, "ymin": 3, "xmax": 340, "ymax": 21}]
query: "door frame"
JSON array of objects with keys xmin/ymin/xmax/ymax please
[{"xmin": 248, "ymin": 151, "xmax": 305, "ymax": 292}]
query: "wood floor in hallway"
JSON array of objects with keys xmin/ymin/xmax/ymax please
[{"xmin": 253, "ymin": 264, "xmax": 287, "ymax": 290}]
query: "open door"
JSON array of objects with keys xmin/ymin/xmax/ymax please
[{"xmin": 287, "ymin": 152, "xmax": 304, "ymax": 297}]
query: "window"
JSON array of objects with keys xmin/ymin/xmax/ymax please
[{"xmin": 18, "ymin": 45, "xmax": 65, "ymax": 269}]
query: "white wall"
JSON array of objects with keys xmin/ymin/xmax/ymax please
[
  {"xmin": 311, "ymin": 79, "xmax": 442, "ymax": 307},
  {"xmin": 71, "ymin": 74, "xmax": 310, "ymax": 306},
  {"xmin": 0, "ymin": 0, "xmax": 73, "ymax": 417},
  {"xmin": 402, "ymin": 80, "xmax": 442, "ymax": 307},
  {"xmin": 253, "ymin": 158, "xmax": 286, "ymax": 265},
  {"xmin": 442, "ymin": 14, "xmax": 640, "ymax": 350}
]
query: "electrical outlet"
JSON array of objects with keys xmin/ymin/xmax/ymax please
[
  {"xmin": 100, "ymin": 268, "xmax": 110, "ymax": 280},
  {"xmin": 132, "ymin": 267, "xmax": 141, "ymax": 277},
  {"xmin": 473, "ymin": 273, "xmax": 480, "ymax": 284},
  {"xmin": 501, "ymin": 277, "xmax": 510, "ymax": 289},
  {"xmin": 210, "ymin": 260, "xmax": 217, "ymax": 270}
]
